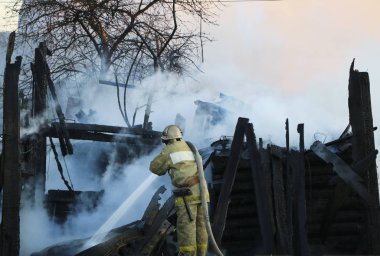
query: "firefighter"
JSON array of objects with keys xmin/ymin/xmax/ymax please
[{"xmin": 149, "ymin": 125, "xmax": 209, "ymax": 256}]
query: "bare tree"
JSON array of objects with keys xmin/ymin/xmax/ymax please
[
  {"xmin": 13, "ymin": 0, "xmax": 220, "ymax": 127},
  {"xmin": 15, "ymin": 0, "xmax": 219, "ymax": 77}
]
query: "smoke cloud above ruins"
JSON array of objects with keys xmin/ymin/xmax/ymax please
[{"xmin": 1, "ymin": 0, "xmax": 380, "ymax": 255}]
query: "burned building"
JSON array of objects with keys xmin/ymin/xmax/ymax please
[{"xmin": 1, "ymin": 36, "xmax": 379, "ymax": 256}]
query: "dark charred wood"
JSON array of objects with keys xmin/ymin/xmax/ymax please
[
  {"xmin": 1, "ymin": 55, "xmax": 22, "ymax": 256},
  {"xmin": 308, "ymin": 222, "xmax": 363, "ymax": 236},
  {"xmin": 212, "ymin": 117, "xmax": 248, "ymax": 245},
  {"xmin": 308, "ymin": 211, "xmax": 363, "ymax": 224},
  {"xmin": 348, "ymin": 59, "xmax": 380, "ymax": 254},
  {"xmin": 270, "ymin": 144, "xmax": 286, "ymax": 160},
  {"xmin": 45, "ymin": 129, "xmax": 161, "ymax": 146},
  {"xmin": 229, "ymin": 192, "xmax": 255, "ymax": 201},
  {"xmin": 304, "ymin": 164, "xmax": 335, "ymax": 176},
  {"xmin": 260, "ymin": 147, "xmax": 276, "ymax": 236},
  {"xmin": 291, "ymin": 124, "xmax": 310, "ymax": 256},
  {"xmin": 29, "ymin": 42, "xmax": 48, "ymax": 202},
  {"xmin": 49, "ymin": 122, "xmax": 161, "ymax": 138},
  {"xmin": 227, "ymin": 207, "xmax": 257, "ymax": 217},
  {"xmin": 231, "ymin": 182, "xmax": 255, "ymax": 192},
  {"xmin": 311, "ymin": 141, "xmax": 375, "ymax": 205},
  {"xmin": 142, "ymin": 186, "xmax": 166, "ymax": 231},
  {"xmin": 222, "ymin": 230, "xmax": 260, "ymax": 241},
  {"xmin": 271, "ymin": 148, "xmax": 292, "ymax": 254},
  {"xmin": 225, "ymin": 217, "xmax": 259, "ymax": 228},
  {"xmin": 46, "ymin": 72, "xmax": 73, "ymax": 156}
]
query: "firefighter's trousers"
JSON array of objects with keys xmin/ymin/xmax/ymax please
[{"xmin": 176, "ymin": 203, "xmax": 208, "ymax": 256}]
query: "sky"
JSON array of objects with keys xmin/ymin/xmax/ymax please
[{"xmin": 1, "ymin": 0, "xmax": 380, "ymax": 254}]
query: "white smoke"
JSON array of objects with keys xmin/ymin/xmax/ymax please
[
  {"xmin": 20, "ymin": 58, "xmax": 380, "ymax": 255},
  {"xmin": 9, "ymin": 0, "xmax": 380, "ymax": 255}
]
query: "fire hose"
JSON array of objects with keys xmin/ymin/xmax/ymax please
[{"xmin": 186, "ymin": 141, "xmax": 224, "ymax": 256}]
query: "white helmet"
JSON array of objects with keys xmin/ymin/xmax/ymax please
[{"xmin": 161, "ymin": 125, "xmax": 182, "ymax": 140}]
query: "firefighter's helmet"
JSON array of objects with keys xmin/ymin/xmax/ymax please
[{"xmin": 161, "ymin": 125, "xmax": 182, "ymax": 140}]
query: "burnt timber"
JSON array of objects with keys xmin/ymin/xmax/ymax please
[
  {"xmin": 1, "ymin": 37, "xmax": 379, "ymax": 256},
  {"xmin": 206, "ymin": 60, "xmax": 380, "ymax": 255},
  {"xmin": 21, "ymin": 42, "xmax": 161, "ymax": 202},
  {"xmin": 1, "ymin": 39, "xmax": 22, "ymax": 255},
  {"xmin": 1, "ymin": 42, "xmax": 162, "ymax": 255}
]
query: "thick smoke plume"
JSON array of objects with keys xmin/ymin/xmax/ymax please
[{"xmin": 3, "ymin": 0, "xmax": 379, "ymax": 254}]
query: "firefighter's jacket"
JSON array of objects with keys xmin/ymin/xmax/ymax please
[{"xmin": 149, "ymin": 140, "xmax": 209, "ymax": 205}]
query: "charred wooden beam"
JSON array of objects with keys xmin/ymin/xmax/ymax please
[
  {"xmin": 245, "ymin": 122, "xmax": 274, "ymax": 254},
  {"xmin": 142, "ymin": 186, "xmax": 167, "ymax": 231},
  {"xmin": 270, "ymin": 145, "xmax": 292, "ymax": 254},
  {"xmin": 269, "ymin": 144, "xmax": 286, "ymax": 160},
  {"xmin": 74, "ymin": 222, "xmax": 144, "ymax": 256},
  {"xmin": 30, "ymin": 42, "xmax": 48, "ymax": 201},
  {"xmin": 212, "ymin": 117, "xmax": 248, "ymax": 245},
  {"xmin": 1, "ymin": 55, "xmax": 22, "ymax": 256},
  {"xmin": 309, "ymin": 211, "xmax": 363, "ymax": 224},
  {"xmin": 137, "ymin": 196, "xmax": 175, "ymax": 255},
  {"xmin": 51, "ymin": 122, "xmax": 69, "ymax": 156},
  {"xmin": 311, "ymin": 141, "xmax": 375, "ymax": 205},
  {"xmin": 259, "ymin": 146, "xmax": 276, "ymax": 237},
  {"xmin": 352, "ymin": 150, "xmax": 378, "ymax": 174},
  {"xmin": 318, "ymin": 150, "xmax": 377, "ymax": 243},
  {"xmin": 348, "ymin": 59, "xmax": 380, "ymax": 254},
  {"xmin": 5, "ymin": 31, "xmax": 15, "ymax": 65},
  {"xmin": 48, "ymin": 122, "xmax": 161, "ymax": 138},
  {"xmin": 291, "ymin": 123, "xmax": 309, "ymax": 256},
  {"xmin": 45, "ymin": 129, "xmax": 160, "ymax": 146},
  {"xmin": 319, "ymin": 178, "xmax": 352, "ymax": 242},
  {"xmin": 46, "ymin": 65, "xmax": 73, "ymax": 156},
  {"xmin": 48, "ymin": 137, "xmax": 74, "ymax": 193},
  {"xmin": 98, "ymin": 79, "xmax": 135, "ymax": 88}
]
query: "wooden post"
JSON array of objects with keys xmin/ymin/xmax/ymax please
[
  {"xmin": 291, "ymin": 124, "xmax": 309, "ymax": 256},
  {"xmin": 348, "ymin": 59, "xmax": 380, "ymax": 254},
  {"xmin": 245, "ymin": 123, "xmax": 274, "ymax": 253},
  {"xmin": 285, "ymin": 118, "xmax": 294, "ymax": 253},
  {"xmin": 30, "ymin": 42, "xmax": 48, "ymax": 202},
  {"xmin": 1, "ymin": 55, "xmax": 22, "ymax": 256},
  {"xmin": 212, "ymin": 117, "xmax": 248, "ymax": 244},
  {"xmin": 271, "ymin": 145, "xmax": 292, "ymax": 254}
]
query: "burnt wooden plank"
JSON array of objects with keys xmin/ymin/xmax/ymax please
[
  {"xmin": 245, "ymin": 122, "xmax": 274, "ymax": 254},
  {"xmin": 45, "ymin": 129, "xmax": 160, "ymax": 146},
  {"xmin": 310, "ymin": 141, "xmax": 375, "ymax": 205},
  {"xmin": 269, "ymin": 144, "xmax": 285, "ymax": 160},
  {"xmin": 142, "ymin": 186, "xmax": 167, "ymax": 230},
  {"xmin": 319, "ymin": 181, "xmax": 352, "ymax": 242},
  {"xmin": 212, "ymin": 117, "xmax": 248, "ymax": 245},
  {"xmin": 270, "ymin": 145, "xmax": 292, "ymax": 254},
  {"xmin": 285, "ymin": 119, "xmax": 294, "ymax": 254},
  {"xmin": 46, "ymin": 65, "xmax": 73, "ymax": 156},
  {"xmin": 309, "ymin": 211, "xmax": 363, "ymax": 224},
  {"xmin": 259, "ymin": 147, "xmax": 276, "ymax": 236},
  {"xmin": 291, "ymin": 123, "xmax": 309, "ymax": 256},
  {"xmin": 48, "ymin": 122, "xmax": 161, "ymax": 138},
  {"xmin": 74, "ymin": 224, "xmax": 144, "ymax": 256},
  {"xmin": 1, "ymin": 55, "xmax": 22, "ymax": 256},
  {"xmin": 31, "ymin": 43, "xmax": 48, "ymax": 201},
  {"xmin": 316, "ymin": 149, "xmax": 375, "ymax": 243},
  {"xmin": 5, "ymin": 31, "xmax": 15, "ymax": 64},
  {"xmin": 348, "ymin": 59, "xmax": 380, "ymax": 254},
  {"xmin": 52, "ymin": 122, "xmax": 68, "ymax": 156},
  {"xmin": 48, "ymin": 136, "xmax": 74, "ymax": 193},
  {"xmin": 137, "ymin": 196, "xmax": 175, "ymax": 255}
]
